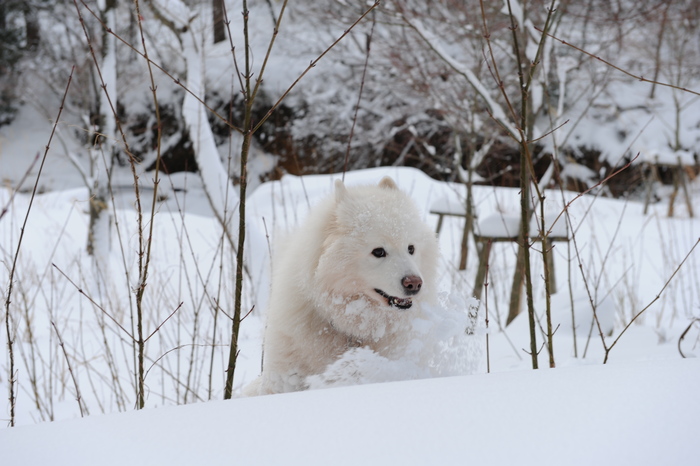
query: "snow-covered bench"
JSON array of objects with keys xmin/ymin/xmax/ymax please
[
  {"xmin": 472, "ymin": 213, "xmax": 569, "ymax": 300},
  {"xmin": 430, "ymin": 196, "xmax": 570, "ymax": 301},
  {"xmin": 641, "ymin": 150, "xmax": 696, "ymax": 218}
]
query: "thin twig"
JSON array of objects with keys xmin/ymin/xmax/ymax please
[
  {"xmin": 144, "ymin": 302, "xmax": 185, "ymax": 343},
  {"xmin": 3, "ymin": 67, "xmax": 74, "ymax": 427},
  {"xmin": 79, "ymin": 0, "xmax": 242, "ymax": 133},
  {"xmin": 343, "ymin": 10, "xmax": 376, "ymax": 181},
  {"xmin": 73, "ymin": 0, "xmax": 138, "ymax": 163},
  {"xmin": 51, "ymin": 321, "xmax": 88, "ymax": 417},
  {"xmin": 52, "ymin": 263, "xmax": 134, "ymax": 339},
  {"xmin": 133, "ymin": 0, "xmax": 166, "ymax": 410},
  {"xmin": 248, "ymin": 0, "xmax": 290, "ymax": 110},
  {"xmin": 549, "ymin": 153, "xmax": 639, "ymax": 239},
  {"xmin": 240, "ymin": 305, "xmax": 256, "ymax": 323},
  {"xmin": 604, "ymin": 237, "xmax": 700, "ymax": 363},
  {"xmin": 530, "ymin": 119, "xmax": 570, "ymax": 144},
  {"xmin": 251, "ymin": 1, "xmax": 381, "ymax": 135},
  {"xmin": 537, "ymin": 27, "xmax": 700, "ymax": 98},
  {"xmin": 74, "ymin": 0, "xmax": 147, "ymax": 404},
  {"xmin": 678, "ymin": 319, "xmax": 699, "ymax": 358}
]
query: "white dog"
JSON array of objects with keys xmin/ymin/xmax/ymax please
[{"xmin": 247, "ymin": 176, "xmax": 439, "ymax": 395}]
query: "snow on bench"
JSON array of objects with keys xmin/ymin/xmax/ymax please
[
  {"xmin": 429, "ymin": 196, "xmax": 469, "ymax": 234},
  {"xmin": 476, "ymin": 212, "xmax": 569, "ymax": 240},
  {"xmin": 472, "ymin": 212, "xmax": 570, "ymax": 299},
  {"xmin": 640, "ymin": 149, "xmax": 696, "ymax": 166}
]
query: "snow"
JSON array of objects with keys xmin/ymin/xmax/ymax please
[
  {"xmin": 476, "ymin": 213, "xmax": 520, "ymax": 238},
  {"xmin": 2, "ymin": 358, "xmax": 698, "ymax": 465},
  {"xmin": 641, "ymin": 148, "xmax": 697, "ymax": 166},
  {"xmin": 307, "ymin": 295, "xmax": 482, "ymax": 390},
  {"xmin": 476, "ymin": 211, "xmax": 568, "ymax": 238},
  {"xmin": 0, "ymin": 104, "xmax": 84, "ymax": 191}
]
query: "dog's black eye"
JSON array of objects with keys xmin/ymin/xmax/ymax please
[
  {"xmin": 372, "ymin": 248, "xmax": 386, "ymax": 258},
  {"xmin": 408, "ymin": 245, "xmax": 415, "ymax": 255}
]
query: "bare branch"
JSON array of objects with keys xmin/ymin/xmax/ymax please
[
  {"xmin": 605, "ymin": 237, "xmax": 700, "ymax": 363},
  {"xmin": 52, "ymin": 263, "xmax": 134, "ymax": 340},
  {"xmin": 538, "ymin": 26, "xmax": 700, "ymax": 98}
]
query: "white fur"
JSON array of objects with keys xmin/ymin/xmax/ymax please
[{"xmin": 246, "ymin": 177, "xmax": 439, "ymax": 395}]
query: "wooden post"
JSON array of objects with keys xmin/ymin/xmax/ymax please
[
  {"xmin": 668, "ymin": 165, "xmax": 680, "ymax": 217},
  {"xmin": 472, "ymin": 238, "xmax": 492, "ymax": 300},
  {"xmin": 506, "ymin": 244, "xmax": 525, "ymax": 325},
  {"xmin": 643, "ymin": 161, "xmax": 659, "ymax": 215},
  {"xmin": 544, "ymin": 238, "xmax": 557, "ymax": 294},
  {"xmin": 678, "ymin": 156, "xmax": 694, "ymax": 218}
]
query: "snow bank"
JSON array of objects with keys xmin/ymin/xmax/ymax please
[{"xmin": 2, "ymin": 358, "xmax": 698, "ymax": 465}]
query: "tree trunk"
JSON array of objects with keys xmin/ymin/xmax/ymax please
[
  {"xmin": 213, "ymin": 0, "xmax": 226, "ymax": 43},
  {"xmin": 87, "ymin": 164, "xmax": 111, "ymax": 264},
  {"xmin": 87, "ymin": 2, "xmax": 117, "ymax": 261},
  {"xmin": 182, "ymin": 30, "xmax": 240, "ymax": 234}
]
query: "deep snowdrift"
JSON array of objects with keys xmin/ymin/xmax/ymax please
[{"xmin": 2, "ymin": 358, "xmax": 698, "ymax": 465}]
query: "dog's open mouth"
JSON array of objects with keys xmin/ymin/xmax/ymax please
[{"xmin": 374, "ymin": 289, "xmax": 413, "ymax": 310}]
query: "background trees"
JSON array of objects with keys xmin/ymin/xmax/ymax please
[{"xmin": 3, "ymin": 1, "xmax": 698, "ymax": 195}]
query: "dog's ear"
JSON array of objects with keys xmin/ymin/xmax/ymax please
[
  {"xmin": 334, "ymin": 179, "xmax": 348, "ymax": 203},
  {"xmin": 378, "ymin": 176, "xmax": 398, "ymax": 190}
]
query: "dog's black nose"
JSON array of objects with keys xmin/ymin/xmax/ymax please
[{"xmin": 402, "ymin": 275, "xmax": 422, "ymax": 294}]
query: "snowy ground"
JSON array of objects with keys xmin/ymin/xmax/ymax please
[
  {"xmin": 3, "ymin": 358, "xmax": 698, "ymax": 466},
  {"xmin": 1, "ymin": 162, "xmax": 699, "ymax": 463}
]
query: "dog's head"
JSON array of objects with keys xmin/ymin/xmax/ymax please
[{"xmin": 313, "ymin": 177, "xmax": 439, "ymax": 340}]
